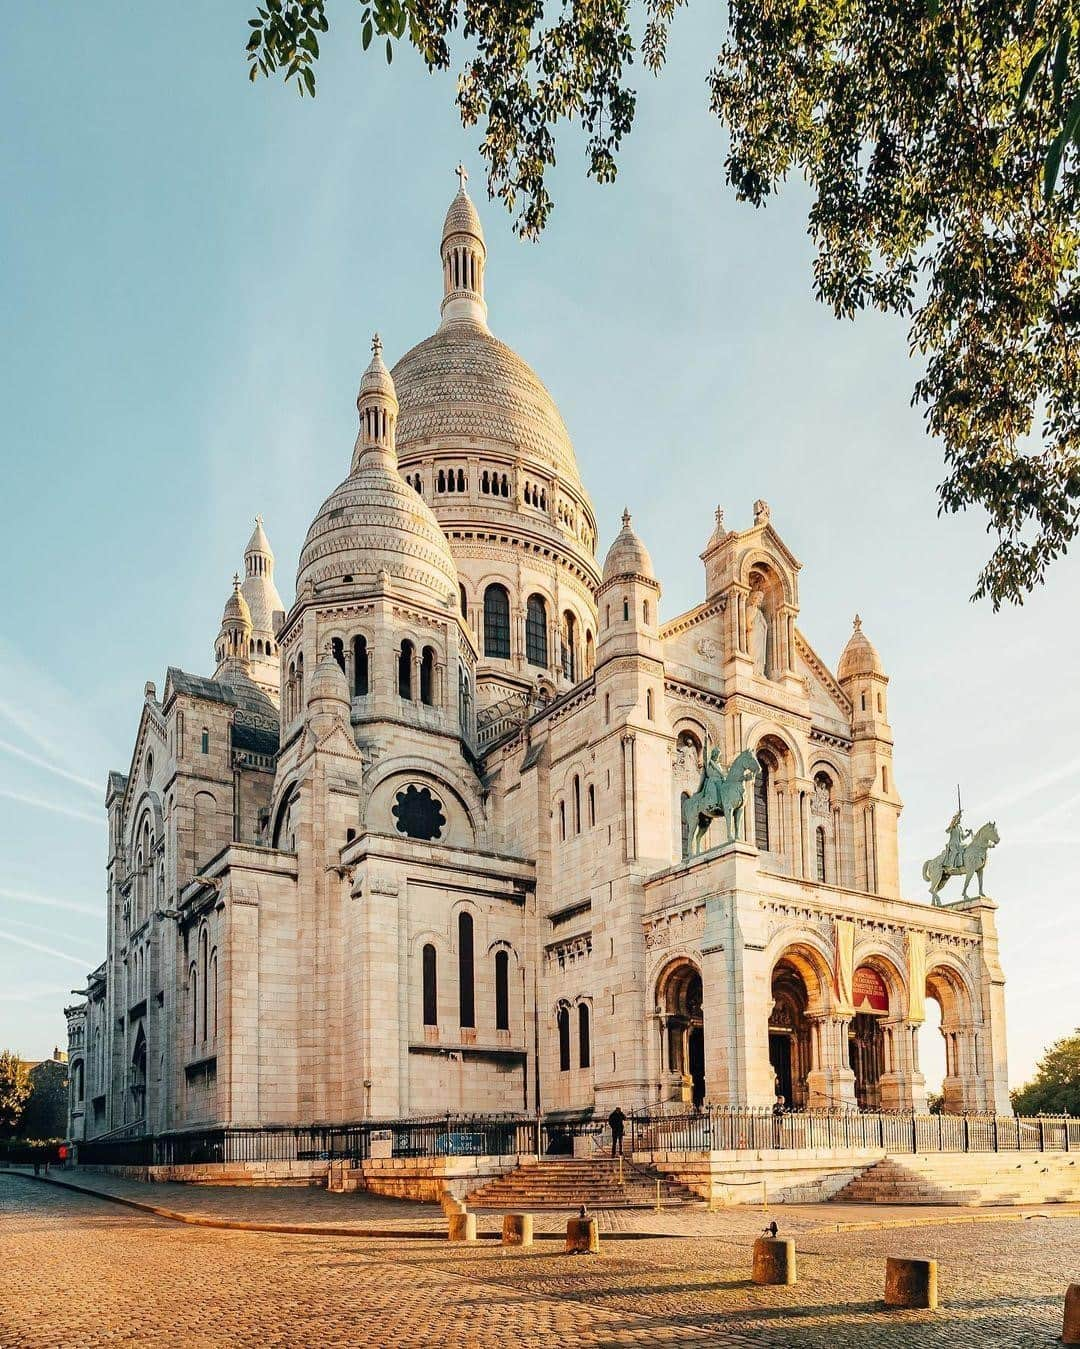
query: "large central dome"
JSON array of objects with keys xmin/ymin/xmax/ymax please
[{"xmin": 393, "ymin": 320, "xmax": 584, "ymax": 490}]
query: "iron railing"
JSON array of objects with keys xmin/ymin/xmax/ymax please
[
  {"xmin": 628, "ymin": 1106, "xmax": 1080, "ymax": 1155},
  {"xmin": 68, "ymin": 1109, "xmax": 1079, "ymax": 1168}
]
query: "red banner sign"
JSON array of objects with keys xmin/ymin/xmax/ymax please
[{"xmin": 852, "ymin": 965, "xmax": 889, "ymax": 1014}]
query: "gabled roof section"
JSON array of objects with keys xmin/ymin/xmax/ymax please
[
  {"xmin": 795, "ymin": 629, "xmax": 851, "ymax": 716},
  {"xmin": 231, "ymin": 720, "xmax": 280, "ymax": 757},
  {"xmin": 164, "ymin": 667, "xmax": 279, "ymax": 724}
]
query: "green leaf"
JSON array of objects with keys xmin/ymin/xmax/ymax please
[
  {"xmin": 303, "ymin": 66, "xmax": 316, "ymax": 97},
  {"xmin": 362, "ymin": 19, "xmax": 372, "ymax": 50},
  {"xmin": 386, "ymin": 35, "xmax": 393, "ymax": 63},
  {"xmin": 1017, "ymin": 42, "xmax": 1049, "ymax": 108},
  {"xmin": 1044, "ymin": 128, "xmax": 1066, "ymax": 200},
  {"xmin": 1053, "ymin": 26, "xmax": 1071, "ymax": 102},
  {"xmin": 1065, "ymin": 91, "xmax": 1080, "ymax": 142}
]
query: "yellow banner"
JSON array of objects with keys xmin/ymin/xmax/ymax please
[
  {"xmin": 835, "ymin": 919, "xmax": 855, "ymax": 1012},
  {"xmin": 907, "ymin": 931, "xmax": 926, "ymax": 1024}
]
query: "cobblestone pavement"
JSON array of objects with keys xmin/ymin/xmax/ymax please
[{"xmin": 1, "ymin": 1174, "xmax": 1074, "ymax": 1347}]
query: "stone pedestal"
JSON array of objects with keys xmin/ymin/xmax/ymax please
[
  {"xmin": 448, "ymin": 1212, "xmax": 477, "ymax": 1243},
  {"xmin": 884, "ymin": 1257, "xmax": 937, "ymax": 1310},
  {"xmin": 565, "ymin": 1216, "xmax": 599, "ymax": 1254},
  {"xmin": 502, "ymin": 1213, "xmax": 533, "ymax": 1247},
  {"xmin": 751, "ymin": 1237, "xmax": 796, "ymax": 1286}
]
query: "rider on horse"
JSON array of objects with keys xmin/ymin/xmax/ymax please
[
  {"xmin": 697, "ymin": 747, "xmax": 726, "ymax": 811},
  {"xmin": 945, "ymin": 810, "xmax": 972, "ymax": 869}
]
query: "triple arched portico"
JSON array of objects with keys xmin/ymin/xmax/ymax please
[{"xmin": 646, "ymin": 914, "xmax": 999, "ymax": 1114}]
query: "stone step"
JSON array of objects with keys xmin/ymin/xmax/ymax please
[{"xmin": 466, "ymin": 1158, "xmax": 698, "ymax": 1211}]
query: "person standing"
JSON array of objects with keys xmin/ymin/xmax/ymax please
[{"xmin": 608, "ymin": 1106, "xmax": 626, "ymax": 1157}]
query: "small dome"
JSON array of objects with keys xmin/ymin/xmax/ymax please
[
  {"xmin": 306, "ymin": 646, "xmax": 350, "ymax": 710},
  {"xmin": 358, "ymin": 334, "xmax": 397, "ymax": 406},
  {"xmin": 443, "ymin": 186, "xmax": 485, "ymax": 246},
  {"xmin": 837, "ymin": 614, "xmax": 885, "ymax": 681},
  {"xmin": 603, "ymin": 509, "xmax": 655, "ymax": 583},
  {"xmin": 222, "ymin": 575, "xmax": 252, "ymax": 629},
  {"xmin": 245, "ymin": 515, "xmax": 273, "ymax": 562}
]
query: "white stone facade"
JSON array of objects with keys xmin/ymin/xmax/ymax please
[{"xmin": 66, "ymin": 184, "xmax": 1010, "ymax": 1144}]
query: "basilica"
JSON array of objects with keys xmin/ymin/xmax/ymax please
[{"xmin": 65, "ymin": 179, "xmax": 1010, "ymax": 1145}]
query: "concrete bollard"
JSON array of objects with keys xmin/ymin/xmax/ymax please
[
  {"xmin": 565, "ymin": 1216, "xmax": 600, "ymax": 1255},
  {"xmin": 751, "ymin": 1237, "xmax": 797, "ymax": 1286},
  {"xmin": 1063, "ymin": 1283, "xmax": 1080, "ymax": 1345},
  {"xmin": 884, "ymin": 1257, "xmax": 938, "ymax": 1310},
  {"xmin": 441, "ymin": 1193, "xmax": 466, "ymax": 1216},
  {"xmin": 502, "ymin": 1213, "xmax": 533, "ymax": 1247},
  {"xmin": 448, "ymin": 1211, "xmax": 477, "ymax": 1243}
]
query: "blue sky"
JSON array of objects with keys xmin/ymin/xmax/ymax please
[{"xmin": 1, "ymin": 3, "xmax": 1076, "ymax": 1091}]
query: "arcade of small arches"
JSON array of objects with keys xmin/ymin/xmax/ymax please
[
  {"xmin": 281, "ymin": 633, "xmax": 452, "ymax": 720},
  {"xmin": 651, "ymin": 950, "xmax": 987, "ymax": 1114},
  {"xmin": 465, "ymin": 582, "xmax": 596, "ymax": 683},
  {"xmin": 402, "ymin": 464, "xmax": 554, "ymax": 521},
  {"xmin": 417, "ymin": 912, "xmax": 519, "ymax": 1037},
  {"xmin": 555, "ymin": 772, "xmax": 599, "ymax": 842}
]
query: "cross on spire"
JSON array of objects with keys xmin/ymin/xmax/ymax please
[
  {"xmin": 455, "ymin": 162, "xmax": 468, "ymax": 192},
  {"xmin": 371, "ymin": 332, "xmax": 382, "ymax": 359}
]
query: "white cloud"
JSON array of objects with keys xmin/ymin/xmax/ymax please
[
  {"xmin": 0, "ymin": 787, "xmax": 99, "ymax": 825},
  {"xmin": 0, "ymin": 736, "xmax": 99, "ymax": 795},
  {"xmin": 0, "ymin": 928, "xmax": 94, "ymax": 968}
]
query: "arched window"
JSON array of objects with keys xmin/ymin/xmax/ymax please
[
  {"xmin": 422, "ymin": 944, "xmax": 438, "ymax": 1026},
  {"xmin": 483, "ymin": 584, "xmax": 511, "ymax": 659},
  {"xmin": 578, "ymin": 1003, "xmax": 591, "ymax": 1069},
  {"xmin": 754, "ymin": 753, "xmax": 772, "ymax": 851},
  {"xmin": 494, "ymin": 950, "xmax": 510, "ymax": 1031},
  {"xmin": 199, "ymin": 928, "xmax": 209, "ymax": 1042},
  {"xmin": 557, "ymin": 1004, "xmax": 571, "ymax": 1072},
  {"xmin": 458, "ymin": 911, "xmax": 475, "ymax": 1028},
  {"xmin": 398, "ymin": 640, "xmax": 414, "ymax": 700},
  {"xmin": 525, "ymin": 595, "xmax": 548, "ymax": 667},
  {"xmin": 459, "ymin": 583, "xmax": 468, "ymax": 618},
  {"xmin": 420, "ymin": 646, "xmax": 436, "ymax": 706},
  {"xmin": 622, "ymin": 598, "xmax": 630, "ymax": 622},
  {"xmin": 72, "ymin": 1059, "xmax": 84, "ymax": 1103},
  {"xmin": 558, "ymin": 800, "xmax": 566, "ymax": 841},
  {"xmin": 352, "ymin": 635, "xmax": 368, "ymax": 696},
  {"xmin": 646, "ymin": 688, "xmax": 654, "ymax": 720},
  {"xmin": 587, "ymin": 784, "xmax": 596, "ymax": 827},
  {"xmin": 572, "ymin": 775, "xmax": 581, "ymax": 834},
  {"xmin": 584, "ymin": 630, "xmax": 595, "ymax": 676},
  {"xmin": 643, "ymin": 599, "xmax": 650, "ymax": 624},
  {"xmin": 882, "ymin": 765, "xmax": 889, "ymax": 792},
  {"xmin": 190, "ymin": 965, "xmax": 198, "ymax": 1046},
  {"xmin": 296, "ymin": 652, "xmax": 304, "ymax": 711},
  {"xmin": 561, "ymin": 611, "xmax": 577, "ymax": 681},
  {"xmin": 815, "ymin": 825, "xmax": 827, "ymax": 883},
  {"xmin": 680, "ymin": 791, "xmax": 691, "ymax": 856},
  {"xmin": 331, "ymin": 637, "xmax": 345, "ymax": 675}
]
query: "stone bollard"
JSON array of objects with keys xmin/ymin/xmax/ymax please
[
  {"xmin": 565, "ymin": 1216, "xmax": 600, "ymax": 1255},
  {"xmin": 1063, "ymin": 1283, "xmax": 1080, "ymax": 1345},
  {"xmin": 884, "ymin": 1257, "xmax": 938, "ymax": 1310},
  {"xmin": 441, "ymin": 1193, "xmax": 466, "ymax": 1216},
  {"xmin": 751, "ymin": 1237, "xmax": 797, "ymax": 1286},
  {"xmin": 502, "ymin": 1213, "xmax": 533, "ymax": 1247},
  {"xmin": 448, "ymin": 1211, "xmax": 477, "ymax": 1243}
]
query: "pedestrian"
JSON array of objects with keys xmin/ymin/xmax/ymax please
[{"xmin": 608, "ymin": 1105, "xmax": 626, "ymax": 1157}]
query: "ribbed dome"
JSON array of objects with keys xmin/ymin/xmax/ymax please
[
  {"xmin": 443, "ymin": 187, "xmax": 484, "ymax": 243},
  {"xmin": 393, "ymin": 322, "xmax": 584, "ymax": 490},
  {"xmin": 307, "ymin": 646, "xmax": 350, "ymax": 709},
  {"xmin": 296, "ymin": 465, "xmax": 458, "ymax": 607},
  {"xmin": 603, "ymin": 509, "xmax": 655, "ymax": 583},
  {"xmin": 837, "ymin": 614, "xmax": 885, "ymax": 681},
  {"xmin": 242, "ymin": 515, "xmax": 284, "ymax": 634},
  {"xmin": 222, "ymin": 576, "xmax": 252, "ymax": 628}
]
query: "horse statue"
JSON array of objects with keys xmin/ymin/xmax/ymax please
[
  {"xmin": 682, "ymin": 748, "xmax": 761, "ymax": 857},
  {"xmin": 922, "ymin": 820, "xmax": 1000, "ymax": 904}
]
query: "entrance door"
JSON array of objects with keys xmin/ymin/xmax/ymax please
[
  {"xmin": 769, "ymin": 1032, "xmax": 793, "ymax": 1105},
  {"xmin": 687, "ymin": 1026, "xmax": 705, "ymax": 1106}
]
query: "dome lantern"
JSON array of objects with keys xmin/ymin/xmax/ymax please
[
  {"xmin": 837, "ymin": 613, "xmax": 886, "ymax": 682},
  {"xmin": 352, "ymin": 333, "xmax": 399, "ymax": 473},
  {"xmin": 439, "ymin": 164, "xmax": 488, "ymax": 330},
  {"xmin": 215, "ymin": 573, "xmax": 253, "ymax": 674}
]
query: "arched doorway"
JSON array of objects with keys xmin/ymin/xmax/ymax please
[
  {"xmin": 926, "ymin": 964, "xmax": 977, "ymax": 1113},
  {"xmin": 769, "ymin": 960, "xmax": 814, "ymax": 1108},
  {"xmin": 657, "ymin": 960, "xmax": 705, "ymax": 1106},
  {"xmin": 849, "ymin": 965, "xmax": 889, "ymax": 1110}
]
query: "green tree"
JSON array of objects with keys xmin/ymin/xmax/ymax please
[
  {"xmin": 246, "ymin": 0, "xmax": 1080, "ymax": 607},
  {"xmin": 0, "ymin": 1051, "xmax": 31, "ymax": 1138},
  {"xmin": 18, "ymin": 1060, "xmax": 68, "ymax": 1141},
  {"xmin": 1011, "ymin": 1027, "xmax": 1080, "ymax": 1113}
]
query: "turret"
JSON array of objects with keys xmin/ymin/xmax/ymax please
[
  {"xmin": 439, "ymin": 164, "xmax": 488, "ymax": 330},
  {"xmin": 305, "ymin": 644, "xmax": 352, "ymax": 740},
  {"xmin": 214, "ymin": 575, "xmax": 252, "ymax": 683},
  {"xmin": 837, "ymin": 614, "xmax": 901, "ymax": 896},
  {"xmin": 350, "ymin": 334, "xmax": 399, "ymax": 474},
  {"xmin": 242, "ymin": 514, "xmax": 284, "ymax": 702}
]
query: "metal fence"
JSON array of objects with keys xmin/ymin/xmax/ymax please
[
  {"xmin": 69, "ymin": 1109, "xmax": 1078, "ymax": 1168},
  {"xmin": 628, "ymin": 1106, "xmax": 1080, "ymax": 1155}
]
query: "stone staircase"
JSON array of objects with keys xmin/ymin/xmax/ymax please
[
  {"xmin": 466, "ymin": 1158, "xmax": 700, "ymax": 1210},
  {"xmin": 833, "ymin": 1151, "xmax": 1080, "ymax": 1206}
]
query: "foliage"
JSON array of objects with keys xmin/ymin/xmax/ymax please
[
  {"xmin": 925, "ymin": 1090, "xmax": 945, "ymax": 1114},
  {"xmin": 0, "ymin": 1051, "xmax": 31, "ymax": 1138},
  {"xmin": 1011, "ymin": 1026, "xmax": 1080, "ymax": 1113},
  {"xmin": 19, "ymin": 1061, "xmax": 68, "ymax": 1142},
  {"xmin": 245, "ymin": 0, "xmax": 1080, "ymax": 606}
]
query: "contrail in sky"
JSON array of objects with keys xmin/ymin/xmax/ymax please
[
  {"xmin": 0, "ymin": 695, "xmax": 74, "ymax": 770},
  {"xmin": 0, "ymin": 787, "xmax": 98, "ymax": 825},
  {"xmin": 0, "ymin": 887, "xmax": 98, "ymax": 917},
  {"xmin": 0, "ymin": 928, "xmax": 92, "ymax": 968},
  {"xmin": 0, "ymin": 737, "xmax": 99, "ymax": 795}
]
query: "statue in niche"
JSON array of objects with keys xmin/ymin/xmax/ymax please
[{"xmin": 746, "ymin": 586, "xmax": 770, "ymax": 677}]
